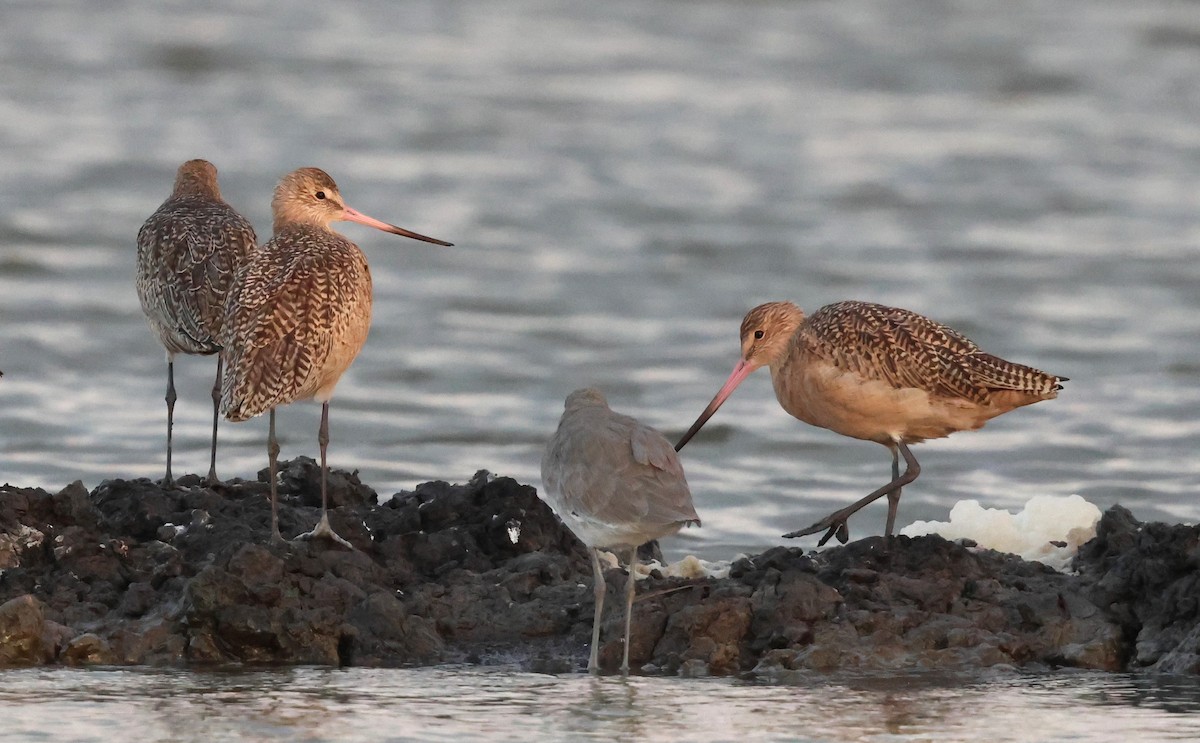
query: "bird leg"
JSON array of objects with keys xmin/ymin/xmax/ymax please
[
  {"xmin": 294, "ymin": 402, "xmax": 355, "ymax": 549},
  {"xmin": 621, "ymin": 545, "xmax": 637, "ymax": 676},
  {"xmin": 267, "ymin": 408, "xmax": 285, "ymax": 545},
  {"xmin": 588, "ymin": 548, "xmax": 606, "ymax": 674},
  {"xmin": 783, "ymin": 442, "xmax": 921, "ymax": 544},
  {"xmin": 163, "ymin": 359, "xmax": 176, "ymax": 488},
  {"xmin": 884, "ymin": 446, "xmax": 901, "ymax": 538},
  {"xmin": 205, "ymin": 355, "xmax": 222, "ymax": 486}
]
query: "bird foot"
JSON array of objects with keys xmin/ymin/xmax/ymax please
[
  {"xmin": 292, "ymin": 513, "xmax": 355, "ymax": 550},
  {"xmin": 783, "ymin": 513, "xmax": 851, "ymax": 545}
]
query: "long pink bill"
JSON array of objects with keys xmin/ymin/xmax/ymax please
[
  {"xmin": 675, "ymin": 358, "xmax": 756, "ymax": 452},
  {"xmin": 342, "ymin": 206, "xmax": 453, "ymax": 246}
]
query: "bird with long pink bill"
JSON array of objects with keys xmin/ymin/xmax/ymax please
[
  {"xmin": 675, "ymin": 300, "xmax": 1066, "ymax": 545},
  {"xmin": 221, "ymin": 167, "xmax": 451, "ymax": 547}
]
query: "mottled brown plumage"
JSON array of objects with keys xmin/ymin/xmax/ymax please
[
  {"xmin": 541, "ymin": 387, "xmax": 700, "ymax": 673},
  {"xmin": 677, "ymin": 300, "xmax": 1065, "ymax": 544},
  {"xmin": 221, "ymin": 167, "xmax": 451, "ymax": 546},
  {"xmin": 136, "ymin": 159, "xmax": 258, "ymax": 487}
]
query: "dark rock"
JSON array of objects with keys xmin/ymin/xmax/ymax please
[
  {"xmin": 117, "ymin": 581, "xmax": 159, "ymax": 617},
  {"xmin": 0, "ymin": 523, "xmax": 45, "ymax": 571},
  {"xmin": 109, "ymin": 616, "xmax": 187, "ymax": 665},
  {"xmin": 0, "ymin": 470, "xmax": 1198, "ymax": 676},
  {"xmin": 0, "ymin": 595, "xmax": 47, "ymax": 666},
  {"xmin": 345, "ymin": 591, "xmax": 444, "ymax": 666},
  {"xmin": 53, "ymin": 481, "xmax": 98, "ymax": 524},
  {"xmin": 1073, "ymin": 505, "xmax": 1200, "ymax": 672},
  {"xmin": 92, "ymin": 479, "xmax": 188, "ymax": 541},
  {"xmin": 264, "ymin": 456, "xmax": 378, "ymax": 509},
  {"xmin": 61, "ymin": 632, "xmax": 115, "ymax": 665},
  {"xmin": 656, "ymin": 592, "xmax": 753, "ymax": 675}
]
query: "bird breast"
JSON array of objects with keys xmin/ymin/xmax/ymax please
[{"xmin": 220, "ymin": 228, "xmax": 373, "ymax": 418}]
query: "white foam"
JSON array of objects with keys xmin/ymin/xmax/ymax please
[
  {"xmin": 597, "ymin": 550, "xmax": 732, "ymax": 580},
  {"xmin": 901, "ymin": 494, "xmax": 1102, "ymax": 571},
  {"xmin": 658, "ymin": 555, "xmax": 732, "ymax": 580}
]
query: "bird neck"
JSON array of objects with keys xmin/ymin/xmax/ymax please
[
  {"xmin": 173, "ymin": 173, "xmax": 221, "ymax": 201},
  {"xmin": 273, "ymin": 215, "xmax": 333, "ymax": 236}
]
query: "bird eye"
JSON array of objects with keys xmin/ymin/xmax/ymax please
[
  {"xmin": 315, "ymin": 191, "xmax": 326, "ymax": 200},
  {"xmin": 754, "ymin": 330, "xmax": 764, "ymax": 339}
]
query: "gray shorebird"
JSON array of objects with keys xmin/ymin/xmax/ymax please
[
  {"xmin": 541, "ymin": 387, "xmax": 701, "ymax": 674},
  {"xmin": 221, "ymin": 167, "xmax": 451, "ymax": 547},
  {"xmin": 136, "ymin": 159, "xmax": 258, "ymax": 487},
  {"xmin": 675, "ymin": 301, "xmax": 1065, "ymax": 545}
]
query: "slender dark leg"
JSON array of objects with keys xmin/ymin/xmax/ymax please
[
  {"xmin": 319, "ymin": 401, "xmax": 329, "ymax": 514},
  {"xmin": 206, "ymin": 356, "xmax": 222, "ymax": 486},
  {"xmin": 163, "ymin": 359, "xmax": 176, "ymax": 488},
  {"xmin": 267, "ymin": 408, "xmax": 284, "ymax": 544},
  {"xmin": 784, "ymin": 442, "xmax": 921, "ymax": 544},
  {"xmin": 884, "ymin": 445, "xmax": 902, "ymax": 537},
  {"xmin": 295, "ymin": 402, "xmax": 354, "ymax": 548},
  {"xmin": 589, "ymin": 548, "xmax": 605, "ymax": 673},
  {"xmin": 620, "ymin": 545, "xmax": 637, "ymax": 675}
]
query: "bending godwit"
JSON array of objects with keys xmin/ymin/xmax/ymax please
[
  {"xmin": 541, "ymin": 387, "xmax": 701, "ymax": 674},
  {"xmin": 675, "ymin": 301, "xmax": 1065, "ymax": 545},
  {"xmin": 136, "ymin": 159, "xmax": 258, "ymax": 487},
  {"xmin": 221, "ymin": 167, "xmax": 451, "ymax": 546}
]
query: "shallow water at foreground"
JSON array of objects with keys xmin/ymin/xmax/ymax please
[
  {"xmin": 2, "ymin": 666, "xmax": 1200, "ymax": 742},
  {"xmin": 1, "ymin": 0, "xmax": 1199, "ymax": 564}
]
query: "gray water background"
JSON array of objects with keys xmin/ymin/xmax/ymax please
[{"xmin": 4, "ymin": 0, "xmax": 1198, "ymax": 561}]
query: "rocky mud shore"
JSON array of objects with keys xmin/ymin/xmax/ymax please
[{"xmin": 0, "ymin": 459, "xmax": 1196, "ymax": 676}]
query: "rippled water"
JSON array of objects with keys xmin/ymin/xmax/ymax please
[
  {"xmin": 2, "ymin": 666, "xmax": 1200, "ymax": 742},
  {"xmin": 2, "ymin": 2, "xmax": 1200, "ymax": 556}
]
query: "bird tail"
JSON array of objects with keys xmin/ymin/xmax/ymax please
[{"xmin": 973, "ymin": 353, "xmax": 1065, "ymax": 398}]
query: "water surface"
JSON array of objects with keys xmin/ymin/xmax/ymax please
[
  {"xmin": 1, "ymin": 1, "xmax": 1198, "ymax": 560},
  {"xmin": 3, "ymin": 666, "xmax": 1200, "ymax": 742}
]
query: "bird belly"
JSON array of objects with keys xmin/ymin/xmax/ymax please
[
  {"xmin": 550, "ymin": 500, "xmax": 683, "ymax": 551},
  {"xmin": 309, "ymin": 308, "xmax": 372, "ymax": 403},
  {"xmin": 221, "ymin": 270, "xmax": 372, "ymax": 419},
  {"xmin": 773, "ymin": 363, "xmax": 993, "ymax": 445}
]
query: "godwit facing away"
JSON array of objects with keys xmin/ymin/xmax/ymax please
[
  {"xmin": 221, "ymin": 167, "xmax": 451, "ymax": 547},
  {"xmin": 675, "ymin": 301, "xmax": 1065, "ymax": 545},
  {"xmin": 541, "ymin": 387, "xmax": 701, "ymax": 674},
  {"xmin": 136, "ymin": 159, "xmax": 258, "ymax": 487}
]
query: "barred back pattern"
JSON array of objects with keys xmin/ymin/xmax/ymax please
[{"xmin": 797, "ymin": 300, "xmax": 1064, "ymax": 405}]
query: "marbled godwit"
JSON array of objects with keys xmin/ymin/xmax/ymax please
[
  {"xmin": 221, "ymin": 167, "xmax": 451, "ymax": 547},
  {"xmin": 136, "ymin": 159, "xmax": 258, "ymax": 487},
  {"xmin": 541, "ymin": 387, "xmax": 701, "ymax": 673},
  {"xmin": 675, "ymin": 301, "xmax": 1065, "ymax": 545}
]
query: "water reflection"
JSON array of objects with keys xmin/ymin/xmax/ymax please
[
  {"xmin": 560, "ymin": 676, "xmax": 640, "ymax": 737},
  {"xmin": 2, "ymin": 666, "xmax": 1200, "ymax": 741}
]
